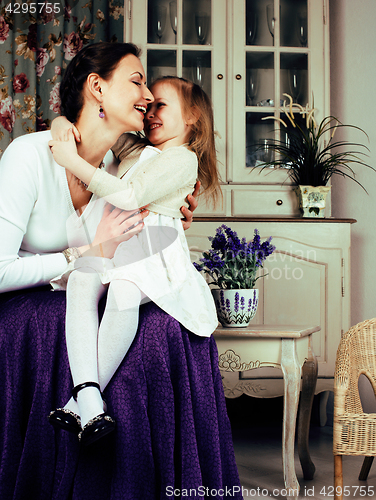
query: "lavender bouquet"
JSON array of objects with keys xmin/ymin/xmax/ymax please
[{"xmin": 194, "ymin": 225, "xmax": 276, "ymax": 290}]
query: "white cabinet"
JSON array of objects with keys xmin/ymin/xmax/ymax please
[
  {"xmin": 126, "ymin": 0, "xmax": 227, "ymax": 182},
  {"xmin": 124, "ymin": 0, "xmax": 330, "ymax": 217},
  {"xmin": 187, "ymin": 218, "xmax": 354, "ymax": 395},
  {"xmin": 125, "ymin": 2, "xmax": 346, "ymax": 398},
  {"xmin": 230, "ymin": 0, "xmax": 329, "ymax": 184}
]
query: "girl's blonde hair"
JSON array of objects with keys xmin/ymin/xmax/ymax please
[{"xmin": 150, "ymin": 76, "xmax": 222, "ymax": 208}]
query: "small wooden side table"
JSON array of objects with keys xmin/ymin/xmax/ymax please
[{"xmin": 214, "ymin": 325, "xmax": 320, "ymax": 495}]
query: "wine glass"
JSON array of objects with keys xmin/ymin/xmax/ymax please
[
  {"xmin": 149, "ymin": 66, "xmax": 162, "ymax": 84},
  {"xmin": 266, "ymin": 4, "xmax": 275, "ymax": 45},
  {"xmin": 297, "ymin": 12, "xmax": 308, "ymax": 46},
  {"xmin": 257, "ymin": 139, "xmax": 274, "ymax": 164},
  {"xmin": 153, "ymin": 5, "xmax": 167, "ymax": 43},
  {"xmin": 246, "ymin": 9, "xmax": 257, "ymax": 45},
  {"xmin": 246, "ymin": 69, "xmax": 259, "ymax": 106},
  {"xmin": 169, "ymin": 1, "xmax": 177, "ymax": 44},
  {"xmin": 192, "ymin": 56, "xmax": 205, "ymax": 87},
  {"xmin": 289, "ymin": 69, "xmax": 301, "ymax": 102},
  {"xmin": 195, "ymin": 12, "xmax": 209, "ymax": 45}
]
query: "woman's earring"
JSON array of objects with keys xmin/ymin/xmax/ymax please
[{"xmin": 99, "ymin": 104, "xmax": 105, "ymax": 119}]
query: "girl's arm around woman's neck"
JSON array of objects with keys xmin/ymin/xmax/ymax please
[{"xmin": 49, "ymin": 129, "xmax": 100, "ymax": 186}]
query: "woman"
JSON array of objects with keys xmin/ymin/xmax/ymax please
[{"xmin": 0, "ymin": 42, "xmax": 242, "ymax": 499}]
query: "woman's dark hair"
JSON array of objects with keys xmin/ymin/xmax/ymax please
[{"xmin": 60, "ymin": 42, "xmax": 141, "ymax": 122}]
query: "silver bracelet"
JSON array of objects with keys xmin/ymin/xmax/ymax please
[{"xmin": 62, "ymin": 247, "xmax": 82, "ymax": 264}]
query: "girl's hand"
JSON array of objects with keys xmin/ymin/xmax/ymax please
[
  {"xmin": 83, "ymin": 205, "xmax": 149, "ymax": 259},
  {"xmin": 181, "ymin": 180, "xmax": 200, "ymax": 231},
  {"xmin": 51, "ymin": 116, "xmax": 81, "ymax": 142},
  {"xmin": 49, "ymin": 128, "xmax": 80, "ymax": 169}
]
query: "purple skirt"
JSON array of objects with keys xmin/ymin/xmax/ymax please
[{"xmin": 0, "ymin": 289, "xmax": 242, "ymax": 500}]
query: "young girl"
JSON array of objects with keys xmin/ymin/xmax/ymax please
[{"xmin": 48, "ymin": 76, "xmax": 222, "ymax": 446}]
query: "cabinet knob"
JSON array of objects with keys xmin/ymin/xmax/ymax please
[
  {"xmin": 235, "ymin": 74, "xmax": 242, "ymax": 80},
  {"xmin": 276, "ymin": 199, "xmax": 283, "ymax": 206},
  {"xmin": 217, "ymin": 74, "xmax": 224, "ymax": 80}
]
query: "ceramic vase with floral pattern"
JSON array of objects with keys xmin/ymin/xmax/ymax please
[
  {"xmin": 295, "ymin": 185, "xmax": 331, "ymax": 218},
  {"xmin": 212, "ymin": 289, "xmax": 259, "ymax": 328}
]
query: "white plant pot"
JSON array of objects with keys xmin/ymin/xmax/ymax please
[
  {"xmin": 295, "ymin": 185, "xmax": 331, "ymax": 218},
  {"xmin": 212, "ymin": 289, "xmax": 259, "ymax": 328}
]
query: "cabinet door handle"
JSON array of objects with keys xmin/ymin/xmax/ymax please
[
  {"xmin": 276, "ymin": 199, "xmax": 283, "ymax": 206},
  {"xmin": 235, "ymin": 74, "xmax": 242, "ymax": 80},
  {"xmin": 217, "ymin": 74, "xmax": 224, "ymax": 80}
]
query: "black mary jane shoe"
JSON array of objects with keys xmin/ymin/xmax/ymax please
[
  {"xmin": 78, "ymin": 414, "xmax": 116, "ymax": 447},
  {"xmin": 72, "ymin": 381, "xmax": 116, "ymax": 446},
  {"xmin": 48, "ymin": 408, "xmax": 81, "ymax": 434}
]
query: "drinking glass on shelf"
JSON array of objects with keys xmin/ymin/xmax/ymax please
[
  {"xmin": 192, "ymin": 56, "xmax": 205, "ymax": 87},
  {"xmin": 288, "ymin": 69, "xmax": 301, "ymax": 102},
  {"xmin": 169, "ymin": 1, "xmax": 177, "ymax": 44},
  {"xmin": 297, "ymin": 11, "xmax": 308, "ymax": 46},
  {"xmin": 257, "ymin": 139, "xmax": 274, "ymax": 164},
  {"xmin": 246, "ymin": 9, "xmax": 257, "ymax": 45},
  {"xmin": 195, "ymin": 12, "xmax": 209, "ymax": 45},
  {"xmin": 148, "ymin": 66, "xmax": 162, "ymax": 85},
  {"xmin": 266, "ymin": 4, "xmax": 275, "ymax": 45},
  {"xmin": 246, "ymin": 69, "xmax": 259, "ymax": 106},
  {"xmin": 153, "ymin": 5, "xmax": 167, "ymax": 43}
]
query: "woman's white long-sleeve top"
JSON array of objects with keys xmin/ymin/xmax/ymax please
[{"xmin": 0, "ymin": 131, "xmax": 116, "ymax": 293}]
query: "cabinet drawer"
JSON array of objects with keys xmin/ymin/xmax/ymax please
[
  {"xmin": 231, "ymin": 186, "xmax": 300, "ymax": 217},
  {"xmin": 195, "ymin": 186, "xmax": 231, "ymax": 217}
]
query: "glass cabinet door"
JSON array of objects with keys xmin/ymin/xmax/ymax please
[
  {"xmin": 146, "ymin": 0, "xmax": 212, "ymax": 96},
  {"xmin": 126, "ymin": 0, "xmax": 328, "ymax": 215},
  {"xmin": 129, "ymin": 0, "xmax": 227, "ymax": 182},
  {"xmin": 230, "ymin": 0, "xmax": 328, "ymax": 184}
]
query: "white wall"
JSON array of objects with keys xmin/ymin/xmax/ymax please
[{"xmin": 330, "ymin": 0, "xmax": 376, "ymax": 325}]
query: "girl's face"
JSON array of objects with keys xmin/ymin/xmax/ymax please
[
  {"xmin": 101, "ymin": 54, "xmax": 153, "ymax": 132},
  {"xmin": 143, "ymin": 82, "xmax": 191, "ymax": 151}
]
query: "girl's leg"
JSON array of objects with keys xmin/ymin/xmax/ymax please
[
  {"xmin": 97, "ymin": 279, "xmax": 142, "ymax": 390},
  {"xmin": 65, "ymin": 269, "xmax": 107, "ymax": 427}
]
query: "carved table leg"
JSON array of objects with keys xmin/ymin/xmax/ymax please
[
  {"xmin": 281, "ymin": 338, "xmax": 301, "ymax": 495},
  {"xmin": 298, "ymin": 340, "xmax": 318, "ymax": 480},
  {"xmin": 319, "ymin": 391, "xmax": 330, "ymax": 427}
]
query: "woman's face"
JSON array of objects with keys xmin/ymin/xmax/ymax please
[{"xmin": 102, "ymin": 54, "xmax": 154, "ymax": 132}]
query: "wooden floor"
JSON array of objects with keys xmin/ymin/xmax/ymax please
[{"xmin": 228, "ymin": 395, "xmax": 372, "ymax": 499}]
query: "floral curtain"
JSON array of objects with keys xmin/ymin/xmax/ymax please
[{"xmin": 0, "ymin": 0, "xmax": 124, "ymax": 156}]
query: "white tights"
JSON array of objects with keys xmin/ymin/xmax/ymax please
[{"xmin": 64, "ymin": 269, "xmax": 142, "ymax": 427}]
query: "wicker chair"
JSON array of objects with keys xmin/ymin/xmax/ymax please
[{"xmin": 333, "ymin": 319, "xmax": 376, "ymax": 500}]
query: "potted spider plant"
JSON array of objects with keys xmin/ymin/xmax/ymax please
[{"xmin": 256, "ymin": 94, "xmax": 374, "ymax": 217}]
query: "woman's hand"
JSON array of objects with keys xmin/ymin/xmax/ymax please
[
  {"xmin": 181, "ymin": 180, "xmax": 200, "ymax": 231},
  {"xmin": 81, "ymin": 204, "xmax": 149, "ymax": 259},
  {"xmin": 51, "ymin": 116, "xmax": 81, "ymax": 142},
  {"xmin": 49, "ymin": 128, "xmax": 80, "ymax": 169}
]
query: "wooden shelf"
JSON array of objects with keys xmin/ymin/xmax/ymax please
[{"xmin": 195, "ymin": 217, "xmax": 357, "ymax": 224}]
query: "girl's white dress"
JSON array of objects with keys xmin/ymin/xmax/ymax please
[{"xmin": 54, "ymin": 146, "xmax": 218, "ymax": 338}]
